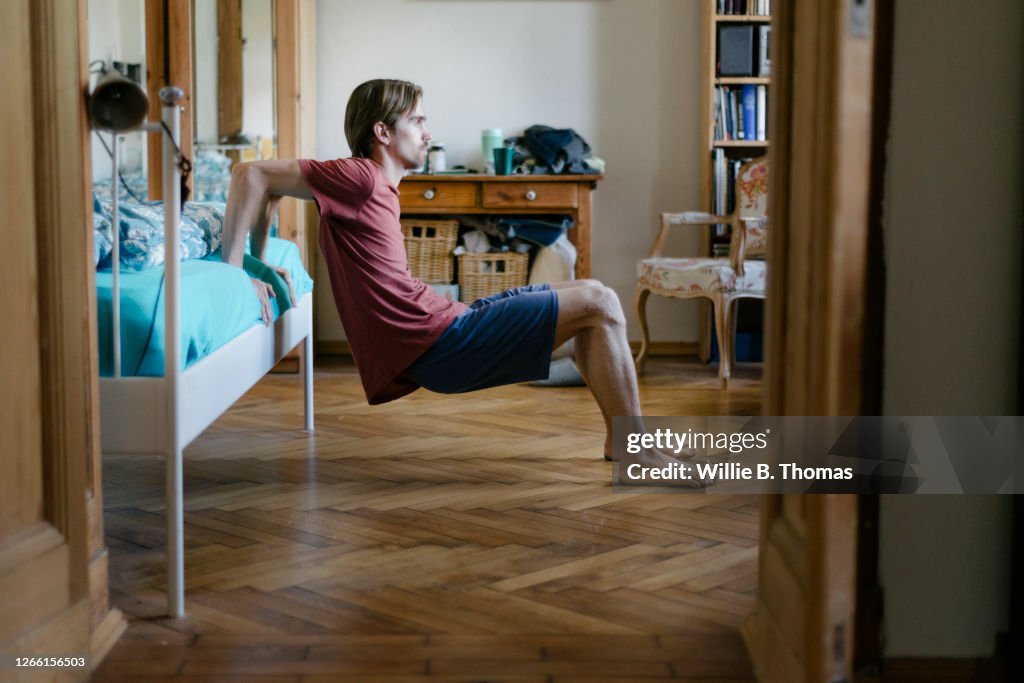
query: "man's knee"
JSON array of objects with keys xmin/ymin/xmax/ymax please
[
  {"xmin": 578, "ymin": 278, "xmax": 603, "ymax": 289},
  {"xmin": 584, "ymin": 286, "xmax": 626, "ymax": 327},
  {"xmin": 602, "ymin": 287, "xmax": 627, "ymax": 326}
]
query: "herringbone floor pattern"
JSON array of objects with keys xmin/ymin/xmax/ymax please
[{"xmin": 93, "ymin": 356, "xmax": 763, "ymax": 682}]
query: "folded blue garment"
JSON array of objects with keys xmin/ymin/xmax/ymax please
[{"xmin": 497, "ymin": 216, "xmax": 572, "ymax": 247}]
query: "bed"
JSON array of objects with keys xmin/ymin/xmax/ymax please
[{"xmin": 96, "ymin": 96, "xmax": 313, "ymax": 617}]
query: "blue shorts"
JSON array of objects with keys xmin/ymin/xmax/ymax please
[{"xmin": 403, "ymin": 284, "xmax": 559, "ymax": 394}]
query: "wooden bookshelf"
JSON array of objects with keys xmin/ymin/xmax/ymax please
[
  {"xmin": 715, "ymin": 14, "xmax": 771, "ymax": 23},
  {"xmin": 714, "ymin": 140, "xmax": 771, "ymax": 148},
  {"xmin": 697, "ymin": 0, "xmax": 771, "ymax": 362},
  {"xmin": 716, "ymin": 77, "xmax": 770, "ymax": 85}
]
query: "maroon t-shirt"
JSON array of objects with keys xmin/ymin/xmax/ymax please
[{"xmin": 299, "ymin": 157, "xmax": 468, "ymax": 404}]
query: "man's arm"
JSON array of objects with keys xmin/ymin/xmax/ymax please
[
  {"xmin": 221, "ymin": 159, "xmax": 313, "ymax": 268},
  {"xmin": 220, "ymin": 159, "xmax": 313, "ymax": 323}
]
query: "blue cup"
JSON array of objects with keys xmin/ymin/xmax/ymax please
[{"xmin": 493, "ymin": 147, "xmax": 515, "ymax": 175}]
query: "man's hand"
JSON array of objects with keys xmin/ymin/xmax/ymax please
[
  {"xmin": 270, "ymin": 265, "xmax": 297, "ymax": 308},
  {"xmin": 251, "ymin": 277, "xmax": 276, "ymax": 325}
]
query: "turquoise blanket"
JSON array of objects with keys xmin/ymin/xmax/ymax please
[{"xmin": 97, "ymin": 237, "xmax": 313, "ymax": 377}]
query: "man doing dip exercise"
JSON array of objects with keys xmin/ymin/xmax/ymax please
[{"xmin": 220, "ymin": 78, "xmax": 706, "ymax": 485}]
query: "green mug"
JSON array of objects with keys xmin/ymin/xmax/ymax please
[{"xmin": 493, "ymin": 147, "xmax": 515, "ymax": 175}]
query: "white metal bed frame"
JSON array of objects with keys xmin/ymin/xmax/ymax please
[{"xmin": 98, "ymin": 88, "xmax": 313, "ymax": 618}]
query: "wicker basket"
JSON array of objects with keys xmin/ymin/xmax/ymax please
[
  {"xmin": 401, "ymin": 218, "xmax": 458, "ymax": 283},
  {"xmin": 457, "ymin": 252, "xmax": 529, "ymax": 303}
]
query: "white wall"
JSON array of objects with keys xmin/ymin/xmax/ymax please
[
  {"xmin": 879, "ymin": 496, "xmax": 1013, "ymax": 657},
  {"xmin": 87, "ymin": 0, "xmax": 146, "ymax": 182},
  {"xmin": 880, "ymin": 0, "xmax": 1022, "ymax": 658},
  {"xmin": 314, "ymin": 0, "xmax": 703, "ymax": 343}
]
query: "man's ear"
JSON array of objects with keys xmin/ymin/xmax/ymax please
[{"xmin": 372, "ymin": 121, "xmax": 390, "ymax": 147}]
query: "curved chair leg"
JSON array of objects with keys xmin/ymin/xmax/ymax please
[
  {"xmin": 634, "ymin": 287, "xmax": 652, "ymax": 374},
  {"xmin": 727, "ymin": 297, "xmax": 739, "ymax": 383},
  {"xmin": 711, "ymin": 293, "xmax": 731, "ymax": 387}
]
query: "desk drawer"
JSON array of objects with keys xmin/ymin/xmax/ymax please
[
  {"xmin": 482, "ymin": 182, "xmax": 578, "ymax": 209},
  {"xmin": 401, "ymin": 182, "xmax": 478, "ymax": 209}
]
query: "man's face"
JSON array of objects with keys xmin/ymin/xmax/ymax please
[{"xmin": 387, "ymin": 99, "xmax": 431, "ymax": 169}]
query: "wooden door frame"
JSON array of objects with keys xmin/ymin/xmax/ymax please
[
  {"xmin": 749, "ymin": 0, "xmax": 889, "ymax": 680},
  {"xmin": 274, "ymin": 0, "xmax": 317, "ymax": 268},
  {"xmin": 216, "ymin": 0, "xmax": 244, "ymax": 141},
  {"xmin": 764, "ymin": 0, "xmax": 879, "ymax": 417},
  {"xmin": 146, "ymin": 0, "xmax": 194, "ymax": 200},
  {"xmin": 1, "ymin": 0, "xmax": 122, "ymax": 671}
]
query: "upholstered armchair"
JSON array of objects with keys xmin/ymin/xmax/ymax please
[{"xmin": 634, "ymin": 156, "xmax": 768, "ymax": 384}]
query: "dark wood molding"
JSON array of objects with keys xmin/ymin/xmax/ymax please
[
  {"xmin": 145, "ymin": 0, "xmax": 193, "ymax": 200},
  {"xmin": 854, "ymin": 656, "xmax": 1010, "ymax": 682},
  {"xmin": 1011, "ymin": 496, "xmax": 1024, "ymax": 680},
  {"xmin": 216, "ymin": 0, "xmax": 242, "ymax": 139},
  {"xmin": 853, "ymin": 0, "xmax": 896, "ymax": 676}
]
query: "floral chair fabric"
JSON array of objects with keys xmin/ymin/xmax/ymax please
[
  {"xmin": 735, "ymin": 157, "xmax": 768, "ymax": 218},
  {"xmin": 745, "ymin": 223, "xmax": 767, "ymax": 255},
  {"xmin": 638, "ymin": 257, "xmax": 766, "ymax": 294}
]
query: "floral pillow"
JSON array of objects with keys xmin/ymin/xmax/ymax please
[
  {"xmin": 182, "ymin": 201, "xmax": 225, "ymax": 255},
  {"xmin": 93, "ymin": 194, "xmax": 226, "ymax": 271},
  {"xmin": 194, "ymin": 150, "xmax": 233, "ymax": 203},
  {"xmin": 93, "ymin": 193, "xmax": 113, "ymax": 267}
]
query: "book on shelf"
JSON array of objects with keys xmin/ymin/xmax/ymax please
[
  {"xmin": 720, "ymin": 84, "xmax": 729, "ymax": 139},
  {"xmin": 758, "ymin": 25, "xmax": 771, "ymax": 76},
  {"xmin": 716, "ymin": 88, "xmax": 724, "ymax": 141},
  {"xmin": 717, "ymin": 0, "xmax": 771, "ymax": 16},
  {"xmin": 714, "ymin": 85, "xmax": 768, "ymax": 142},
  {"xmin": 713, "ymin": 149, "xmax": 727, "ymax": 236},
  {"xmin": 712, "ymin": 153, "xmax": 754, "ymax": 237},
  {"xmin": 741, "ymin": 85, "xmax": 757, "ymax": 142},
  {"xmin": 718, "ymin": 24, "xmax": 754, "ymax": 76},
  {"xmin": 756, "ymin": 85, "xmax": 767, "ymax": 140},
  {"xmin": 735, "ymin": 89, "xmax": 745, "ymax": 140}
]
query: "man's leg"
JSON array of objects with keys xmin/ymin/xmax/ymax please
[
  {"xmin": 548, "ymin": 281, "xmax": 701, "ymax": 472},
  {"xmin": 549, "ymin": 280, "xmax": 647, "ymax": 460},
  {"xmin": 548, "ymin": 280, "xmax": 628, "ymax": 457}
]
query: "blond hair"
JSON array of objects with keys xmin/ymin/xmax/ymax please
[{"xmin": 344, "ymin": 79, "xmax": 423, "ymax": 158}]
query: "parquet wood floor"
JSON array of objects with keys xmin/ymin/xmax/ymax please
[{"xmin": 93, "ymin": 356, "xmax": 762, "ymax": 682}]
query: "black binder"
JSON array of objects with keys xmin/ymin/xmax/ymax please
[{"xmin": 718, "ymin": 25, "xmax": 755, "ymax": 76}]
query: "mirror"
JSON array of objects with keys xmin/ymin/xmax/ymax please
[
  {"xmin": 193, "ymin": 0, "xmax": 277, "ymax": 203},
  {"xmin": 87, "ymin": 0, "xmax": 148, "ymax": 201},
  {"xmin": 87, "ymin": 0, "xmax": 307, "ymax": 256}
]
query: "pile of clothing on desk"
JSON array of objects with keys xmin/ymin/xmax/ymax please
[{"xmin": 506, "ymin": 125, "xmax": 605, "ymax": 175}]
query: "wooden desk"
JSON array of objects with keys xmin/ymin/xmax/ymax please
[{"xmin": 398, "ymin": 174, "xmax": 602, "ymax": 279}]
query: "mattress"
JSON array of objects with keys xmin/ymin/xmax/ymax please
[{"xmin": 97, "ymin": 237, "xmax": 313, "ymax": 377}]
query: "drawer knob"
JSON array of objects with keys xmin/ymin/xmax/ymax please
[
  {"xmin": 525, "ymin": 190, "xmax": 537, "ymax": 201},
  {"xmin": 423, "ymin": 189, "xmax": 436, "ymax": 200}
]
